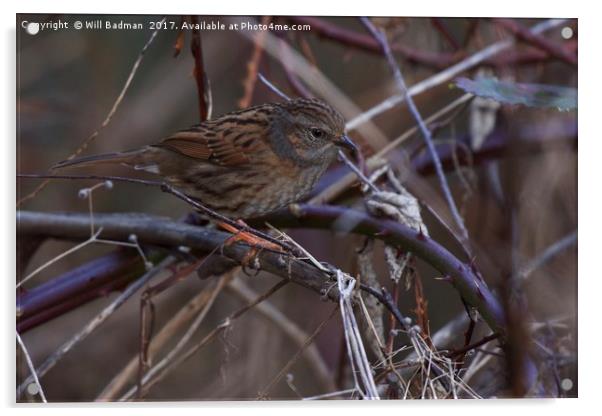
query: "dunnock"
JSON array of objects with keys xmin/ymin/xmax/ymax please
[{"xmin": 53, "ymin": 98, "xmax": 356, "ymax": 219}]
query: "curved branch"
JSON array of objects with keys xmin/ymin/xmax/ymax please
[
  {"xmin": 286, "ymin": 16, "xmax": 459, "ymax": 69},
  {"xmin": 492, "ymin": 18, "xmax": 577, "ymax": 66},
  {"xmin": 17, "ymin": 208, "xmax": 506, "ymax": 335},
  {"xmin": 17, "ymin": 210, "xmax": 338, "ymax": 303},
  {"xmin": 17, "ymin": 250, "xmax": 145, "ymax": 332}
]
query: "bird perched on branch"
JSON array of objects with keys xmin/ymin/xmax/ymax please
[{"xmin": 54, "ymin": 98, "xmax": 356, "ymax": 227}]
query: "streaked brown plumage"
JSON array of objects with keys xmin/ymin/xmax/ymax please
[{"xmin": 53, "ymin": 98, "xmax": 356, "ymax": 219}]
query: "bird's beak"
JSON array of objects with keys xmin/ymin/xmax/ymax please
[{"xmin": 335, "ymin": 135, "xmax": 359, "ymax": 154}]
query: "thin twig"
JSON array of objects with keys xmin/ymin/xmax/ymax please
[
  {"xmin": 18, "ymin": 180, "xmax": 151, "ymax": 290},
  {"xmin": 120, "ymin": 279, "xmax": 289, "ymax": 400},
  {"xmin": 448, "ymin": 332, "xmax": 501, "ymax": 358},
  {"xmin": 136, "ymin": 258, "xmax": 212, "ymax": 398},
  {"xmin": 97, "ymin": 270, "xmax": 220, "ymax": 400},
  {"xmin": 430, "ymin": 18, "xmax": 461, "ymax": 51},
  {"xmin": 492, "ymin": 18, "xmax": 577, "ymax": 66},
  {"xmin": 189, "ymin": 16, "xmax": 211, "ymax": 121},
  {"xmin": 336, "ymin": 271, "xmax": 380, "ymax": 400},
  {"xmin": 17, "ymin": 228, "xmax": 103, "ymax": 289},
  {"xmin": 16, "ymin": 256, "xmax": 175, "ymax": 398},
  {"xmin": 361, "ymin": 17, "xmax": 471, "ymax": 247},
  {"xmin": 345, "ymin": 19, "xmax": 568, "ymax": 131},
  {"xmin": 17, "ymin": 17, "xmax": 166, "ymax": 207},
  {"xmin": 17, "ymin": 208, "xmax": 507, "ymax": 335},
  {"xmin": 17, "ymin": 173, "xmax": 298, "ymax": 256},
  {"xmin": 258, "ymin": 72, "xmax": 290, "ymax": 101},
  {"xmin": 286, "ymin": 16, "xmax": 458, "ymax": 69},
  {"xmin": 258, "ymin": 305, "xmax": 338, "ymax": 398},
  {"xmin": 17, "ymin": 331, "xmax": 47, "ymax": 403},
  {"xmin": 227, "ymin": 277, "xmax": 336, "ymax": 393},
  {"xmin": 309, "ymin": 93, "xmax": 474, "ymax": 207},
  {"xmin": 518, "ymin": 230, "xmax": 577, "ymax": 280},
  {"xmin": 135, "ymin": 269, "xmax": 235, "ymax": 398},
  {"xmin": 238, "ymin": 16, "xmax": 272, "ymax": 108}
]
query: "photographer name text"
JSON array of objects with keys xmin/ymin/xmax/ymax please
[{"xmin": 21, "ymin": 19, "xmax": 311, "ymax": 34}]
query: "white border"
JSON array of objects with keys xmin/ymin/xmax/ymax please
[{"xmin": 3, "ymin": 0, "xmax": 596, "ymax": 414}]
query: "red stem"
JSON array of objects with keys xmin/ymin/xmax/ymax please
[{"xmin": 190, "ymin": 16, "xmax": 209, "ymax": 121}]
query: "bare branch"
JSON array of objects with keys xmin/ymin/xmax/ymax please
[
  {"xmin": 120, "ymin": 279, "xmax": 288, "ymax": 400},
  {"xmin": 238, "ymin": 16, "xmax": 272, "ymax": 108},
  {"xmin": 17, "ymin": 256, "xmax": 175, "ymax": 398},
  {"xmin": 189, "ymin": 16, "xmax": 212, "ymax": 121},
  {"xmin": 492, "ymin": 18, "xmax": 577, "ymax": 66},
  {"xmin": 258, "ymin": 305, "xmax": 338, "ymax": 398},
  {"xmin": 227, "ymin": 277, "xmax": 336, "ymax": 393},
  {"xmin": 17, "ymin": 207, "xmax": 507, "ymax": 335},
  {"xmin": 361, "ymin": 17, "xmax": 470, "ymax": 246},
  {"xmin": 345, "ymin": 19, "xmax": 568, "ymax": 131},
  {"xmin": 17, "ymin": 17, "xmax": 166, "ymax": 207},
  {"xmin": 518, "ymin": 230, "xmax": 577, "ymax": 280},
  {"xmin": 135, "ymin": 269, "xmax": 235, "ymax": 398},
  {"xmin": 97, "ymin": 271, "xmax": 221, "ymax": 400}
]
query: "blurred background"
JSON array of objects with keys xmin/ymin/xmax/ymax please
[{"xmin": 16, "ymin": 15, "xmax": 577, "ymax": 401}]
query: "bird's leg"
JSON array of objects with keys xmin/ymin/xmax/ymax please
[{"xmin": 218, "ymin": 220, "xmax": 283, "ymax": 254}]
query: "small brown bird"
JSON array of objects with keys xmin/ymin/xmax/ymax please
[{"xmin": 53, "ymin": 98, "xmax": 356, "ymax": 219}]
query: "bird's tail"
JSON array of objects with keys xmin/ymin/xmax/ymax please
[{"xmin": 51, "ymin": 149, "xmax": 150, "ymax": 171}]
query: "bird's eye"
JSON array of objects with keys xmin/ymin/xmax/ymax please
[{"xmin": 310, "ymin": 128, "xmax": 325, "ymax": 139}]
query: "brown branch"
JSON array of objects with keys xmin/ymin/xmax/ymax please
[
  {"xmin": 17, "ymin": 206, "xmax": 507, "ymax": 336},
  {"xmin": 16, "ymin": 210, "xmax": 344, "ymax": 303},
  {"xmin": 17, "ymin": 250, "xmax": 145, "ymax": 332},
  {"xmin": 172, "ymin": 17, "xmax": 186, "ymax": 57},
  {"xmin": 17, "ymin": 173, "xmax": 298, "ymax": 256},
  {"xmin": 136, "ymin": 258, "xmax": 207, "ymax": 398},
  {"xmin": 97, "ymin": 271, "xmax": 219, "ymax": 400},
  {"xmin": 190, "ymin": 15, "xmax": 210, "ymax": 121},
  {"xmin": 122, "ymin": 279, "xmax": 289, "ymax": 400},
  {"xmin": 492, "ymin": 18, "xmax": 577, "ymax": 66},
  {"xmin": 287, "ymin": 16, "xmax": 459, "ymax": 69},
  {"xmin": 430, "ymin": 18, "xmax": 461, "ymax": 50},
  {"xmin": 413, "ymin": 267, "xmax": 432, "ymax": 347},
  {"xmin": 16, "ymin": 256, "xmax": 176, "ymax": 398},
  {"xmin": 448, "ymin": 333, "xmax": 501, "ymax": 358},
  {"xmin": 279, "ymin": 37, "xmax": 313, "ymax": 99},
  {"xmin": 238, "ymin": 16, "xmax": 272, "ymax": 108}
]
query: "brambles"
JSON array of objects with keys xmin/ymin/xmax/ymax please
[{"xmin": 16, "ymin": 15, "xmax": 577, "ymax": 401}]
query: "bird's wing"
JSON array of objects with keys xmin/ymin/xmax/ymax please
[{"xmin": 153, "ymin": 124, "xmax": 260, "ymax": 166}]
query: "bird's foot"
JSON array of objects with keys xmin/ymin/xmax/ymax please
[{"xmin": 219, "ymin": 220, "xmax": 283, "ymax": 254}]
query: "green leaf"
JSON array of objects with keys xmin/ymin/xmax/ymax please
[{"xmin": 455, "ymin": 77, "xmax": 577, "ymax": 111}]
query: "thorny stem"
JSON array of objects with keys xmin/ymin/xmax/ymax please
[{"xmin": 17, "ymin": 208, "xmax": 507, "ymax": 335}]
